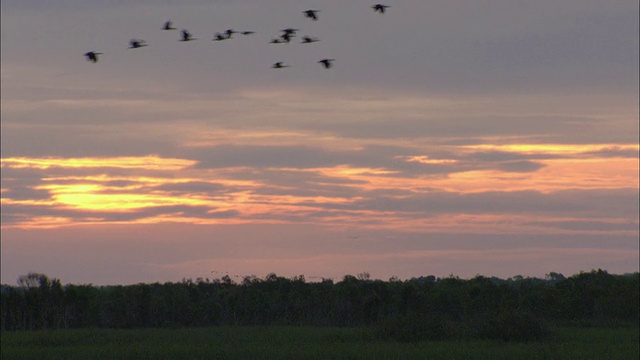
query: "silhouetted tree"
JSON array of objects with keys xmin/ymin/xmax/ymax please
[{"xmin": 1, "ymin": 270, "xmax": 637, "ymax": 340}]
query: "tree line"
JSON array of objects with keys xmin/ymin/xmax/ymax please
[{"xmin": 1, "ymin": 270, "xmax": 638, "ymax": 341}]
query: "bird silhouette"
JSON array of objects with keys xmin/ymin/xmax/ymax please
[
  {"xmin": 301, "ymin": 36, "xmax": 319, "ymax": 44},
  {"xmin": 212, "ymin": 32, "xmax": 229, "ymax": 41},
  {"xmin": 162, "ymin": 20, "xmax": 176, "ymax": 30},
  {"xmin": 128, "ymin": 39, "xmax": 148, "ymax": 49},
  {"xmin": 318, "ymin": 59, "xmax": 335, "ymax": 69},
  {"xmin": 303, "ymin": 10, "xmax": 319, "ymax": 21},
  {"xmin": 281, "ymin": 28, "xmax": 299, "ymax": 35},
  {"xmin": 79, "ymin": 7, "xmax": 395, "ymax": 70},
  {"xmin": 280, "ymin": 32, "xmax": 294, "ymax": 43},
  {"xmin": 272, "ymin": 62, "xmax": 290, "ymax": 69},
  {"xmin": 84, "ymin": 51, "xmax": 102, "ymax": 63},
  {"xmin": 180, "ymin": 29, "xmax": 196, "ymax": 41},
  {"xmin": 372, "ymin": 4, "xmax": 390, "ymax": 13}
]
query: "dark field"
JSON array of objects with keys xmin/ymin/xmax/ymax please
[{"xmin": 2, "ymin": 326, "xmax": 638, "ymax": 360}]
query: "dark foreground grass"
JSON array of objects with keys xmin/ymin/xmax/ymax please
[{"xmin": 2, "ymin": 326, "xmax": 638, "ymax": 360}]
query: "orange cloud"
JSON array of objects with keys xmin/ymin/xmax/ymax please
[
  {"xmin": 403, "ymin": 156, "xmax": 458, "ymax": 164},
  {"xmin": 438, "ymin": 158, "xmax": 638, "ymax": 194},
  {"xmin": 1, "ymin": 156, "xmax": 196, "ymax": 170},
  {"xmin": 461, "ymin": 143, "xmax": 639, "ymax": 156},
  {"xmin": 36, "ymin": 183, "xmax": 213, "ymax": 211},
  {"xmin": 1, "ymin": 140, "xmax": 637, "ymax": 232}
]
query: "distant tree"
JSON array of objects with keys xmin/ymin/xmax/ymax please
[
  {"xmin": 545, "ymin": 272, "xmax": 566, "ymax": 283},
  {"xmin": 357, "ymin": 272, "xmax": 371, "ymax": 281},
  {"xmin": 17, "ymin": 272, "xmax": 50, "ymax": 290},
  {"xmin": 2, "ymin": 270, "xmax": 637, "ymax": 336}
]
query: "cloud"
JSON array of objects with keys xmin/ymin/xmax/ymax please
[
  {"xmin": 152, "ymin": 181, "xmax": 229, "ymax": 194},
  {"xmin": 523, "ymin": 220, "xmax": 639, "ymax": 232},
  {"xmin": 0, "ymin": 123, "xmax": 182, "ymax": 158},
  {"xmin": 496, "ymin": 161, "xmax": 546, "ymax": 173},
  {"xmin": 192, "ymin": 145, "xmax": 349, "ymax": 169},
  {"xmin": 1, "ymin": 145, "xmax": 637, "ymax": 230},
  {"xmin": 355, "ymin": 188, "xmax": 639, "ymax": 219},
  {"xmin": 583, "ymin": 147, "xmax": 640, "ymax": 159}
]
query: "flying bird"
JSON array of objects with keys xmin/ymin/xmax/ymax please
[
  {"xmin": 128, "ymin": 39, "xmax": 148, "ymax": 49},
  {"xmin": 180, "ymin": 29, "xmax": 196, "ymax": 41},
  {"xmin": 280, "ymin": 32, "xmax": 294, "ymax": 43},
  {"xmin": 303, "ymin": 10, "xmax": 319, "ymax": 21},
  {"xmin": 301, "ymin": 36, "xmax": 319, "ymax": 44},
  {"xmin": 372, "ymin": 4, "xmax": 390, "ymax": 13},
  {"xmin": 272, "ymin": 62, "xmax": 290, "ymax": 69},
  {"xmin": 212, "ymin": 32, "xmax": 229, "ymax": 41},
  {"xmin": 281, "ymin": 28, "xmax": 299, "ymax": 35},
  {"xmin": 318, "ymin": 59, "xmax": 335, "ymax": 69},
  {"xmin": 162, "ymin": 20, "xmax": 176, "ymax": 30},
  {"xmin": 84, "ymin": 51, "xmax": 102, "ymax": 63},
  {"xmin": 240, "ymin": 31, "xmax": 255, "ymax": 35}
]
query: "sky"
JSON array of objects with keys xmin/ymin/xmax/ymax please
[{"xmin": 1, "ymin": 0, "xmax": 638, "ymax": 285}]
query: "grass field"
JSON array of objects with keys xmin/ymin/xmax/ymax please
[{"xmin": 2, "ymin": 326, "xmax": 638, "ymax": 360}]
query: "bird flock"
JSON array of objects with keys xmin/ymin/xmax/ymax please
[{"xmin": 84, "ymin": 3, "xmax": 391, "ymax": 70}]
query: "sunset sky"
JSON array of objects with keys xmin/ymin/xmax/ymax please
[{"xmin": 2, "ymin": 0, "xmax": 638, "ymax": 285}]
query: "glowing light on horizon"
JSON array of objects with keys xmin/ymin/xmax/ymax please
[
  {"xmin": 39, "ymin": 174, "xmax": 260, "ymax": 189},
  {"xmin": 1, "ymin": 156, "xmax": 196, "ymax": 170},
  {"xmin": 404, "ymin": 156, "xmax": 459, "ymax": 164},
  {"xmin": 462, "ymin": 143, "xmax": 639, "ymax": 155},
  {"xmin": 35, "ymin": 182, "xmax": 238, "ymax": 211},
  {"xmin": 330, "ymin": 166, "xmax": 397, "ymax": 176}
]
